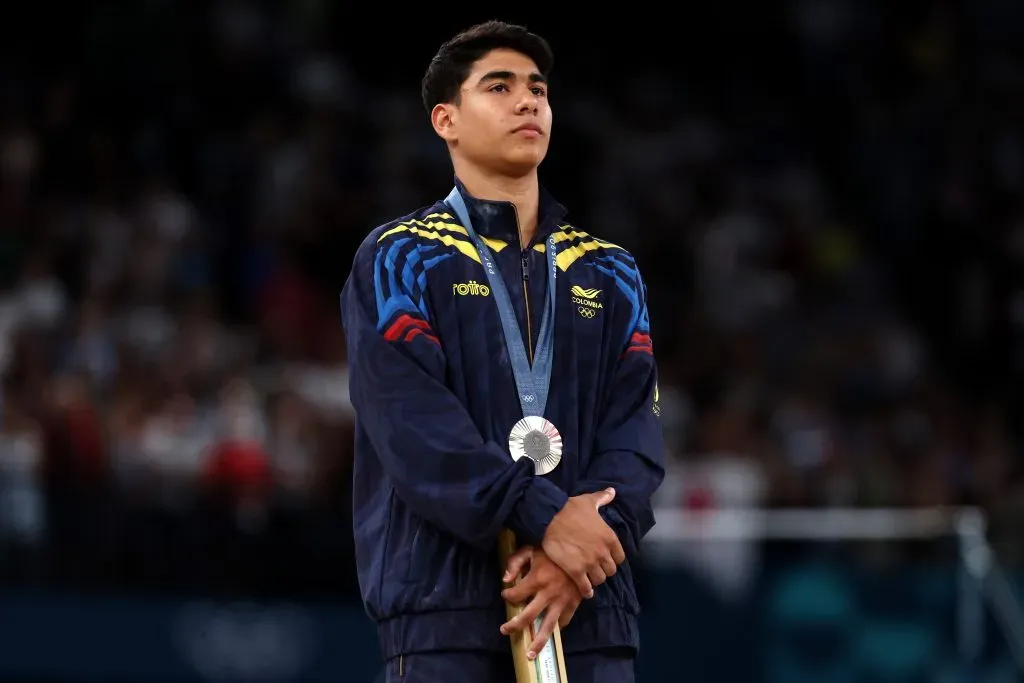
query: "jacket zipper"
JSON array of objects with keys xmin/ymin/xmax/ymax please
[
  {"xmin": 521, "ymin": 253, "xmax": 534, "ymax": 365},
  {"xmin": 514, "ymin": 203, "xmax": 535, "ymax": 367}
]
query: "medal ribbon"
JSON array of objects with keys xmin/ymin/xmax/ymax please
[{"xmin": 445, "ymin": 187, "xmax": 558, "ymax": 419}]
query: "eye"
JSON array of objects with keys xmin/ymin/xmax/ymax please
[
  {"xmin": 531, "ymin": 86, "xmax": 547, "ymax": 97},
  {"xmin": 489, "ymin": 83, "xmax": 509, "ymax": 93}
]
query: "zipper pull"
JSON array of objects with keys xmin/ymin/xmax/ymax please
[{"xmin": 521, "ymin": 254, "xmax": 530, "ymax": 281}]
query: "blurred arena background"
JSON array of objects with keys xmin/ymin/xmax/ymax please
[{"xmin": 1, "ymin": 1, "xmax": 1024, "ymax": 681}]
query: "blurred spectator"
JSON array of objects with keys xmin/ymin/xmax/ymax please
[{"xmin": 0, "ymin": 392, "xmax": 45, "ymax": 579}]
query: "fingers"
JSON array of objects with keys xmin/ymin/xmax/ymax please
[
  {"xmin": 570, "ymin": 569, "xmax": 594, "ymax": 599},
  {"xmin": 502, "ymin": 574, "xmax": 535, "ymax": 605},
  {"xmin": 599, "ymin": 555, "xmax": 617, "ymax": 579},
  {"xmin": 503, "ymin": 546, "xmax": 533, "ymax": 584},
  {"xmin": 589, "ymin": 529, "xmax": 622, "ymax": 588},
  {"xmin": 527, "ymin": 608, "xmax": 562, "ymax": 660},
  {"xmin": 500, "ymin": 592, "xmax": 547, "ymax": 637},
  {"xmin": 609, "ymin": 537, "xmax": 626, "ymax": 566}
]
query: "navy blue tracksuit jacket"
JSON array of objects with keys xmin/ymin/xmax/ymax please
[{"xmin": 340, "ymin": 178, "xmax": 665, "ymax": 664}]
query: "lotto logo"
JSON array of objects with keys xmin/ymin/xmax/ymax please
[{"xmin": 453, "ymin": 281, "xmax": 490, "ymax": 296}]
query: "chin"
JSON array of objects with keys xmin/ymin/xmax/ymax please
[{"xmin": 500, "ymin": 148, "xmax": 547, "ymax": 174}]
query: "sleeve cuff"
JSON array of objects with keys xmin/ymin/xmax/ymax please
[
  {"xmin": 505, "ymin": 475, "xmax": 569, "ymax": 546},
  {"xmin": 599, "ymin": 504, "xmax": 624, "ymax": 529}
]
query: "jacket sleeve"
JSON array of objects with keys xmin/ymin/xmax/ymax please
[
  {"xmin": 340, "ymin": 231, "xmax": 568, "ymax": 551},
  {"xmin": 573, "ymin": 261, "xmax": 665, "ymax": 560}
]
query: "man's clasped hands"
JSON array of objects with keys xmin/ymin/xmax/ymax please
[{"xmin": 499, "ymin": 488, "xmax": 624, "ymax": 660}]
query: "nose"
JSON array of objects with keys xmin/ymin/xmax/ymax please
[{"xmin": 515, "ymin": 88, "xmax": 539, "ymax": 114}]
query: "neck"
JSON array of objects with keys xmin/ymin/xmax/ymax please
[{"xmin": 454, "ymin": 162, "xmax": 539, "ymax": 248}]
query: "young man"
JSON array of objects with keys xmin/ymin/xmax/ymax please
[{"xmin": 340, "ymin": 20, "xmax": 664, "ymax": 683}]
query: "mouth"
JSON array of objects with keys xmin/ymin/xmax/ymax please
[{"xmin": 512, "ymin": 123, "xmax": 543, "ymax": 136}]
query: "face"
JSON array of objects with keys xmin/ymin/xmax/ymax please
[{"xmin": 433, "ymin": 48, "xmax": 552, "ymax": 175}]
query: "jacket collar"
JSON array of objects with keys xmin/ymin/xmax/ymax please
[{"xmin": 451, "ymin": 176, "xmax": 568, "ymax": 245}]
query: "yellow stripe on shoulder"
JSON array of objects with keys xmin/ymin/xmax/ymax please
[
  {"xmin": 481, "ymin": 237, "xmax": 509, "ymax": 252},
  {"xmin": 378, "ymin": 217, "xmax": 468, "ymax": 241},
  {"xmin": 378, "ymin": 218, "xmax": 480, "ymax": 263},
  {"xmin": 479, "ymin": 237, "xmax": 544, "ymax": 253},
  {"xmin": 553, "ymin": 227, "xmax": 622, "ymax": 271},
  {"xmin": 552, "ymin": 229, "xmax": 587, "ymax": 244}
]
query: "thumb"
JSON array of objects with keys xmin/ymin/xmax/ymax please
[{"xmin": 593, "ymin": 487, "xmax": 616, "ymax": 509}]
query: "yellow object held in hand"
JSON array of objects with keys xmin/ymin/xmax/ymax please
[{"xmin": 498, "ymin": 529, "xmax": 569, "ymax": 683}]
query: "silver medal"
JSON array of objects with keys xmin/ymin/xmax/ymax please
[{"xmin": 508, "ymin": 415, "xmax": 562, "ymax": 475}]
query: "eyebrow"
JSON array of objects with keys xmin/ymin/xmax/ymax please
[{"xmin": 476, "ymin": 70, "xmax": 547, "ymax": 86}]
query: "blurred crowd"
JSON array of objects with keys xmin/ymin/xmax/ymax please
[{"xmin": 2, "ymin": 0, "xmax": 1024, "ymax": 598}]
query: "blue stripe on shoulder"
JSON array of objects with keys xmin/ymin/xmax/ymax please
[
  {"xmin": 374, "ymin": 236, "xmax": 453, "ymax": 328},
  {"xmin": 587, "ymin": 253, "xmax": 644, "ymax": 342}
]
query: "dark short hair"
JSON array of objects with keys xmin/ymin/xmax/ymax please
[{"xmin": 421, "ymin": 20, "xmax": 554, "ymax": 112}]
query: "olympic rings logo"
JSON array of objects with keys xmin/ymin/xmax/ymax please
[{"xmin": 577, "ymin": 307, "xmax": 596, "ymax": 319}]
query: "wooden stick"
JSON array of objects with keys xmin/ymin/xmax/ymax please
[{"xmin": 498, "ymin": 529, "xmax": 570, "ymax": 683}]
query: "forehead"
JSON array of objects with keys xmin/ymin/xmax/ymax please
[{"xmin": 466, "ymin": 48, "xmax": 541, "ymax": 82}]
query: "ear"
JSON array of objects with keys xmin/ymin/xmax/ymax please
[{"xmin": 431, "ymin": 102, "xmax": 458, "ymax": 143}]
